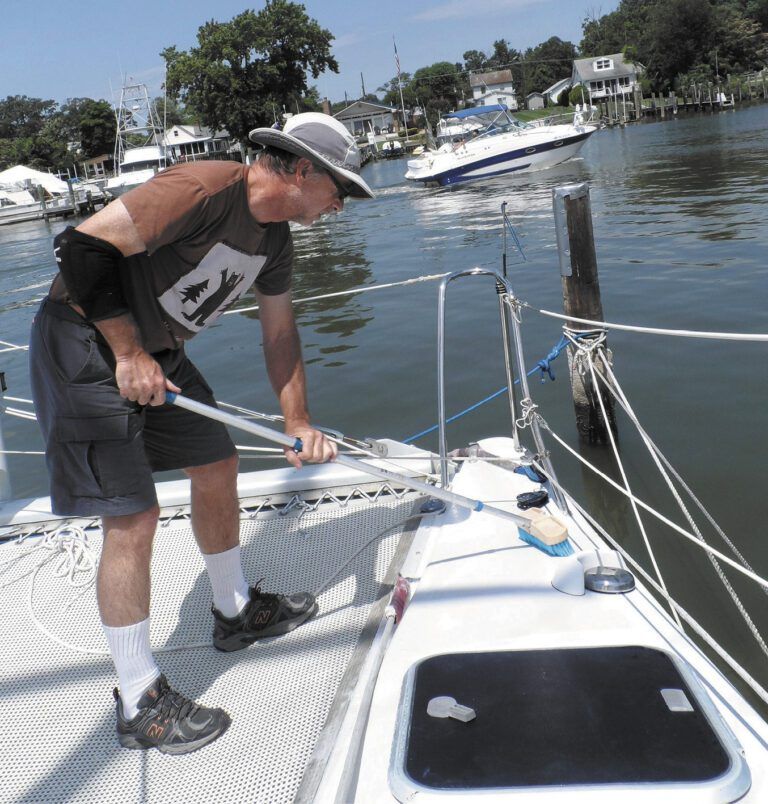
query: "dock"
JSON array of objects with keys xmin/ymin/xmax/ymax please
[
  {"xmin": 0, "ymin": 186, "xmax": 107, "ymax": 227},
  {"xmin": 596, "ymin": 72, "xmax": 768, "ymax": 126}
]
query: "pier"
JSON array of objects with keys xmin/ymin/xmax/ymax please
[
  {"xmin": 0, "ymin": 185, "xmax": 106, "ymax": 227},
  {"xmin": 596, "ymin": 72, "xmax": 768, "ymax": 126}
]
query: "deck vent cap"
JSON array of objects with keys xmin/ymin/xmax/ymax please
[{"xmin": 584, "ymin": 565, "xmax": 635, "ymax": 594}]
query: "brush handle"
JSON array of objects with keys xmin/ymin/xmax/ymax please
[{"xmin": 165, "ymin": 392, "xmax": 539, "ymax": 530}]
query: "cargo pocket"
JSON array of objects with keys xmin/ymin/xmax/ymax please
[{"xmin": 54, "ymin": 412, "xmax": 148, "ymax": 499}]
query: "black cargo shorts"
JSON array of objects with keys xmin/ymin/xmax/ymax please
[{"xmin": 29, "ymin": 298, "xmax": 237, "ymax": 517}]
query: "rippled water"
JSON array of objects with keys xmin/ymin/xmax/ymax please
[{"xmin": 2, "ymin": 105, "xmax": 768, "ymax": 699}]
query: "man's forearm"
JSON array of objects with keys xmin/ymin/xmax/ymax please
[
  {"xmin": 263, "ymin": 325, "xmax": 311, "ymax": 428},
  {"xmin": 92, "ymin": 313, "xmax": 171, "ymax": 405},
  {"xmin": 94, "ymin": 313, "xmax": 145, "ymax": 361}
]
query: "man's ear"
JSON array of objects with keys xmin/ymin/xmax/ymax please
[{"xmin": 295, "ymin": 157, "xmax": 313, "ymax": 183}]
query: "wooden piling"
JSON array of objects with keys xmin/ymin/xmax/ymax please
[{"xmin": 552, "ymin": 183, "xmax": 616, "ymax": 444}]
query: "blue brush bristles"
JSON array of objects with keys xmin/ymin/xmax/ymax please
[{"xmin": 517, "ymin": 527, "xmax": 574, "ymax": 557}]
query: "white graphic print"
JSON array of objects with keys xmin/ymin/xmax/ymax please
[{"xmin": 158, "ymin": 243, "xmax": 267, "ymax": 332}]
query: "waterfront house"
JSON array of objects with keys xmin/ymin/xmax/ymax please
[
  {"xmin": 161, "ymin": 124, "xmax": 238, "ymax": 163},
  {"xmin": 469, "ymin": 70, "xmax": 518, "ymax": 110},
  {"xmin": 571, "ymin": 53, "xmax": 644, "ymax": 101},
  {"xmin": 334, "ymin": 101, "xmax": 400, "ymax": 137}
]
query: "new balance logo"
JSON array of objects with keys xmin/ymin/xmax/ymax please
[
  {"xmin": 254, "ymin": 609, "xmax": 271, "ymax": 625},
  {"xmin": 146, "ymin": 723, "xmax": 165, "ymax": 739}
]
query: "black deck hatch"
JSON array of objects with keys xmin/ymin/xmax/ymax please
[{"xmin": 401, "ymin": 646, "xmax": 733, "ymax": 790}]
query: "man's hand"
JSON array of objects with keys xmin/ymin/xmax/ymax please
[
  {"xmin": 283, "ymin": 423, "xmax": 337, "ymax": 469},
  {"xmin": 114, "ymin": 350, "xmax": 181, "ymax": 406}
]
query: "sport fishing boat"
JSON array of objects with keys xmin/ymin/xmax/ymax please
[
  {"xmin": 405, "ymin": 104, "xmax": 598, "ymax": 186},
  {"xmin": 105, "ymin": 82, "xmax": 168, "ymax": 199},
  {"xmin": 0, "ymin": 206, "xmax": 766, "ymax": 802}
]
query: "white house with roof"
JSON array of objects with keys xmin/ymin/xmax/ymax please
[
  {"xmin": 161, "ymin": 124, "xmax": 236, "ymax": 163},
  {"xmin": 469, "ymin": 70, "xmax": 518, "ymax": 110},
  {"xmin": 334, "ymin": 101, "xmax": 399, "ymax": 136},
  {"xmin": 571, "ymin": 53, "xmax": 643, "ymax": 101}
]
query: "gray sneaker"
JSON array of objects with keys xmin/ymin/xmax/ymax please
[
  {"xmin": 114, "ymin": 675, "xmax": 230, "ymax": 755},
  {"xmin": 212, "ymin": 581, "xmax": 318, "ymax": 652}
]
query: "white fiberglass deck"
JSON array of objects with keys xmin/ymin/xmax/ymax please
[{"xmin": 0, "ymin": 480, "xmax": 422, "ymax": 803}]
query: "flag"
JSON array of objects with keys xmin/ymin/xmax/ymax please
[{"xmin": 393, "ymin": 36, "xmax": 401, "ymax": 77}]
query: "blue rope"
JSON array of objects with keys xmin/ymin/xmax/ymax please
[{"xmin": 402, "ymin": 333, "xmax": 577, "ymax": 444}]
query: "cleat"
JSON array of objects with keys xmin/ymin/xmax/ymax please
[
  {"xmin": 114, "ymin": 674, "xmax": 230, "ymax": 755},
  {"xmin": 212, "ymin": 580, "xmax": 318, "ymax": 652}
]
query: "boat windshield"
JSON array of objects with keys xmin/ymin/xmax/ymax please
[{"xmin": 438, "ymin": 107, "xmax": 528, "ymax": 146}]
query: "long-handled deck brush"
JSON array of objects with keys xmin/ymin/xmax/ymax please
[{"xmin": 165, "ymin": 392, "xmax": 573, "ymax": 556}]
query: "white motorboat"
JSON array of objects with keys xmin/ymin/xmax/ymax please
[
  {"xmin": 405, "ymin": 104, "xmax": 598, "ymax": 186},
  {"xmin": 105, "ymin": 82, "xmax": 168, "ymax": 199},
  {"xmin": 0, "ymin": 214, "xmax": 767, "ymax": 802}
]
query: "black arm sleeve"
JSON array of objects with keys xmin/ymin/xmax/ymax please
[{"xmin": 53, "ymin": 227, "xmax": 130, "ymax": 322}]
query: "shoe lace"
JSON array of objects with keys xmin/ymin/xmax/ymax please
[
  {"xmin": 251, "ymin": 577, "xmax": 280, "ymax": 604},
  {"xmin": 154, "ymin": 680, "xmax": 199, "ymax": 721}
]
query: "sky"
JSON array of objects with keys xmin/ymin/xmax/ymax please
[{"xmin": 1, "ymin": 0, "xmax": 620, "ymax": 108}]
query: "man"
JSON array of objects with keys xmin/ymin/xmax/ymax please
[{"xmin": 29, "ymin": 113, "xmax": 375, "ymax": 755}]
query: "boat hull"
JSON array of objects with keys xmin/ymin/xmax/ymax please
[
  {"xmin": 105, "ymin": 168, "xmax": 159, "ymax": 198},
  {"xmin": 405, "ymin": 127, "xmax": 595, "ymax": 186}
]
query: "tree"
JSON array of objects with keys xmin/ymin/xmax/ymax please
[
  {"xmin": 524, "ymin": 37, "xmax": 578, "ymax": 94},
  {"xmin": 411, "ymin": 62, "xmax": 464, "ymax": 124},
  {"xmin": 463, "ymin": 49, "xmax": 488, "ymax": 72},
  {"xmin": 378, "ymin": 73, "xmax": 417, "ymax": 109},
  {"xmin": 153, "ymin": 95, "xmax": 192, "ymax": 127},
  {"xmin": 78, "ymin": 100, "xmax": 116, "ymax": 158},
  {"xmin": 162, "ymin": 2, "xmax": 338, "ymax": 146},
  {"xmin": 0, "ymin": 95, "xmax": 57, "ymax": 139}
]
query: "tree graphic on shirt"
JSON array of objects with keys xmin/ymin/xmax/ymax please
[
  {"xmin": 180, "ymin": 279, "xmax": 209, "ymax": 305},
  {"xmin": 182, "ymin": 268, "xmax": 245, "ymax": 327}
]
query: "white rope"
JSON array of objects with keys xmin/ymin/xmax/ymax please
[
  {"xmin": 0, "ymin": 340, "xmax": 28, "ymax": 352},
  {"xmin": 564, "ymin": 494, "xmax": 768, "ymax": 708},
  {"xmin": 593, "ymin": 352, "xmax": 768, "ymax": 658},
  {"xmin": 223, "ymin": 272, "xmax": 451, "ymax": 316},
  {"xmin": 529, "ymin": 303, "xmax": 768, "ymax": 342},
  {"xmin": 543, "ymin": 425, "xmax": 768, "ymax": 591},
  {"xmin": 583, "ymin": 347, "xmax": 682, "ymax": 628}
]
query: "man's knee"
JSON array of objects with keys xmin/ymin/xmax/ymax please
[
  {"xmin": 184, "ymin": 454, "xmax": 239, "ymax": 487},
  {"xmin": 102, "ymin": 504, "xmax": 160, "ymax": 550}
]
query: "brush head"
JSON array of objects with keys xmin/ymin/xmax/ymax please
[
  {"xmin": 518, "ymin": 527, "xmax": 575, "ymax": 557},
  {"xmin": 515, "ymin": 508, "xmax": 573, "ymax": 556}
]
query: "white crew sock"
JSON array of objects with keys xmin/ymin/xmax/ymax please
[
  {"xmin": 202, "ymin": 544, "xmax": 250, "ymax": 618},
  {"xmin": 103, "ymin": 617, "xmax": 161, "ymax": 720}
]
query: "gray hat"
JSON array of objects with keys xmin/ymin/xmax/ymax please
[{"xmin": 249, "ymin": 112, "xmax": 375, "ymax": 199}]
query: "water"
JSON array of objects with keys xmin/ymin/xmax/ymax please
[{"xmin": 2, "ymin": 106, "xmax": 768, "ymax": 700}]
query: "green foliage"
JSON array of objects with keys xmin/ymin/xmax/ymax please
[
  {"xmin": 568, "ymin": 85, "xmax": 589, "ymax": 106},
  {"xmin": 153, "ymin": 95, "xmax": 193, "ymax": 127},
  {"xmin": 0, "ymin": 95, "xmax": 57, "ymax": 139},
  {"xmin": 378, "ymin": 73, "xmax": 417, "ymax": 109},
  {"xmin": 162, "ymin": 2, "xmax": 338, "ymax": 145},
  {"xmin": 411, "ymin": 62, "xmax": 464, "ymax": 125},
  {"xmin": 77, "ymin": 100, "xmax": 115, "ymax": 159},
  {"xmin": 580, "ymin": 0, "xmax": 768, "ymax": 91},
  {"xmin": 523, "ymin": 37, "xmax": 578, "ymax": 94},
  {"xmin": 462, "ymin": 50, "xmax": 488, "ymax": 72}
]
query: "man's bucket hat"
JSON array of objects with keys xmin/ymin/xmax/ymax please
[{"xmin": 249, "ymin": 112, "xmax": 375, "ymax": 199}]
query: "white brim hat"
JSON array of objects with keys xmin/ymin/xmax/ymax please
[{"xmin": 249, "ymin": 112, "xmax": 375, "ymax": 199}]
